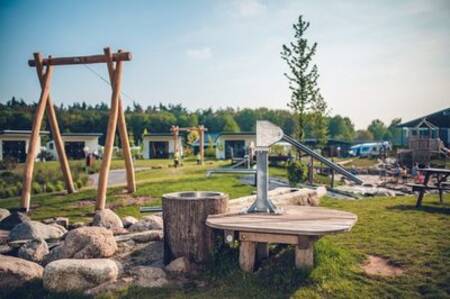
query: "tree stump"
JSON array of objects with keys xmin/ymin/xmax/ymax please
[{"xmin": 162, "ymin": 191, "xmax": 228, "ymax": 264}]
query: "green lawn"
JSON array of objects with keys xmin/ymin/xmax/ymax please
[{"xmin": 0, "ymin": 160, "xmax": 449, "ymax": 299}]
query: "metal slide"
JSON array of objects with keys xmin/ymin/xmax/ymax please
[{"xmin": 282, "ymin": 134, "xmax": 363, "ymax": 184}]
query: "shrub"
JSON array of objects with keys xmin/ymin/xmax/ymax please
[
  {"xmin": 32, "ymin": 182, "xmax": 42, "ymax": 194},
  {"xmin": 46, "ymin": 182, "xmax": 56, "ymax": 193},
  {"xmin": 287, "ymin": 159, "xmax": 307, "ymax": 186},
  {"xmin": 55, "ymin": 181, "xmax": 65, "ymax": 191}
]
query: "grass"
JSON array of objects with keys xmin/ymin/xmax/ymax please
[{"xmin": 0, "ymin": 159, "xmax": 449, "ymax": 298}]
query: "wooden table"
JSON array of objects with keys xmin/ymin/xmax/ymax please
[
  {"xmin": 409, "ymin": 168, "xmax": 450, "ymax": 207},
  {"xmin": 206, "ymin": 206, "xmax": 357, "ymax": 272}
]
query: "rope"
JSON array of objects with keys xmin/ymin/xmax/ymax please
[{"xmin": 82, "ymin": 64, "xmax": 135, "ymax": 102}]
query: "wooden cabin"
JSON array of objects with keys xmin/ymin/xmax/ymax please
[{"xmin": 397, "ymin": 107, "xmax": 450, "ymax": 165}]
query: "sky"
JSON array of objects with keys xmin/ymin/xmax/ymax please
[{"xmin": 0, "ymin": 0, "xmax": 449, "ymax": 129}]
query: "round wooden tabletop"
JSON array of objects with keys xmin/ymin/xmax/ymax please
[{"xmin": 206, "ymin": 206, "xmax": 357, "ymax": 236}]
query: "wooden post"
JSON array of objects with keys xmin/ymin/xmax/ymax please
[
  {"xmin": 103, "ymin": 48, "xmax": 135, "ymax": 193},
  {"xmin": 295, "ymin": 236, "xmax": 315, "ymax": 270},
  {"xmin": 172, "ymin": 126, "xmax": 179, "ymax": 156},
  {"xmin": 162, "ymin": 191, "xmax": 228, "ymax": 264},
  {"xmin": 21, "ymin": 58, "xmax": 54, "ymax": 211},
  {"xmin": 239, "ymin": 241, "xmax": 256, "ymax": 272},
  {"xmin": 330, "ymin": 158, "xmax": 335, "ymax": 188},
  {"xmin": 96, "ymin": 54, "xmax": 124, "ymax": 210},
  {"xmin": 308, "ymin": 156, "xmax": 314, "ymax": 184},
  {"xmin": 33, "ymin": 53, "xmax": 75, "ymax": 195},
  {"xmin": 199, "ymin": 125, "xmax": 205, "ymax": 164}
]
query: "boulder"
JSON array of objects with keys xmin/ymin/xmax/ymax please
[
  {"xmin": 70, "ymin": 221, "xmax": 85, "ymax": 229},
  {"xmin": 9, "ymin": 221, "xmax": 66, "ymax": 241},
  {"xmin": 44, "ymin": 226, "xmax": 117, "ymax": 263},
  {"xmin": 0, "ymin": 254, "xmax": 44, "ymax": 289},
  {"xmin": 115, "ymin": 230, "xmax": 163, "ymax": 243},
  {"xmin": 122, "ymin": 216, "xmax": 138, "ymax": 228},
  {"xmin": 18, "ymin": 238, "xmax": 49, "ymax": 263},
  {"xmin": 165, "ymin": 256, "xmax": 191, "ymax": 273},
  {"xmin": 129, "ymin": 266, "xmax": 168, "ymax": 288},
  {"xmin": 55, "ymin": 217, "xmax": 69, "ymax": 228},
  {"xmin": 84, "ymin": 276, "xmax": 133, "ymax": 296},
  {"xmin": 0, "ymin": 208, "xmax": 10, "ymax": 222},
  {"xmin": 129, "ymin": 215, "xmax": 163, "ymax": 232},
  {"xmin": 0, "ymin": 211, "xmax": 30, "ymax": 230},
  {"xmin": 43, "ymin": 259, "xmax": 119, "ymax": 293},
  {"xmin": 92, "ymin": 209, "xmax": 123, "ymax": 229}
]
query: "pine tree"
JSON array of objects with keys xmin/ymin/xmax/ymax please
[{"xmin": 281, "ymin": 15, "xmax": 327, "ymax": 143}]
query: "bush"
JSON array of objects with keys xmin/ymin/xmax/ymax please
[
  {"xmin": 55, "ymin": 180, "xmax": 65, "ymax": 191},
  {"xmin": 0, "ymin": 157, "xmax": 17, "ymax": 170},
  {"xmin": 32, "ymin": 182, "xmax": 42, "ymax": 194},
  {"xmin": 46, "ymin": 182, "xmax": 55, "ymax": 193},
  {"xmin": 287, "ymin": 159, "xmax": 307, "ymax": 186}
]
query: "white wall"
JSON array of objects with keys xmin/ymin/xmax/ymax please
[
  {"xmin": 142, "ymin": 136, "xmax": 183, "ymax": 159},
  {"xmin": 0, "ymin": 135, "xmax": 41, "ymax": 161},
  {"xmin": 215, "ymin": 135, "xmax": 256, "ymax": 159},
  {"xmin": 47, "ymin": 136, "xmax": 100, "ymax": 160}
]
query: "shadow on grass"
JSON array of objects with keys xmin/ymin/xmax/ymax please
[{"xmin": 387, "ymin": 204, "xmax": 450, "ymax": 215}]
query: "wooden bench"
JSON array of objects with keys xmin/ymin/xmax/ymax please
[{"xmin": 206, "ymin": 206, "xmax": 357, "ymax": 272}]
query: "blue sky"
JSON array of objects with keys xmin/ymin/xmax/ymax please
[{"xmin": 0, "ymin": 0, "xmax": 449, "ymax": 129}]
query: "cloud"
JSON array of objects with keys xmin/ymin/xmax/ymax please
[
  {"xmin": 234, "ymin": 0, "xmax": 266, "ymax": 17},
  {"xmin": 186, "ymin": 47, "xmax": 212, "ymax": 60}
]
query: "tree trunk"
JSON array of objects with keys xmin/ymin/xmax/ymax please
[{"xmin": 162, "ymin": 191, "xmax": 228, "ymax": 264}]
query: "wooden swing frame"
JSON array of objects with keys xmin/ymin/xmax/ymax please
[
  {"xmin": 23, "ymin": 47, "xmax": 135, "ymax": 212},
  {"xmin": 170, "ymin": 125, "xmax": 208, "ymax": 164}
]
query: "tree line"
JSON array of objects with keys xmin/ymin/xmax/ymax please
[{"xmin": 0, "ymin": 97, "xmax": 401, "ymax": 147}]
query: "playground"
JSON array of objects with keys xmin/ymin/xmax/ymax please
[{"xmin": 0, "ymin": 2, "xmax": 449, "ymax": 296}]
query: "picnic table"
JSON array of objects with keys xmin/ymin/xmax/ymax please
[
  {"xmin": 206, "ymin": 206, "xmax": 357, "ymax": 272},
  {"xmin": 408, "ymin": 168, "xmax": 450, "ymax": 207}
]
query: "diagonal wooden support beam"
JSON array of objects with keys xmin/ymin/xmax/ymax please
[
  {"xmin": 21, "ymin": 58, "xmax": 54, "ymax": 211},
  {"xmin": 95, "ymin": 52, "xmax": 124, "ymax": 210},
  {"xmin": 33, "ymin": 53, "xmax": 75, "ymax": 195},
  {"xmin": 103, "ymin": 47, "xmax": 136, "ymax": 193}
]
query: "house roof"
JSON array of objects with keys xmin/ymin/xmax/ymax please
[
  {"xmin": 61, "ymin": 132, "xmax": 103, "ymax": 137},
  {"xmin": 397, "ymin": 107, "xmax": 450, "ymax": 128},
  {"xmin": 303, "ymin": 138, "xmax": 352, "ymax": 146},
  {"xmin": 0, "ymin": 129, "xmax": 50, "ymax": 136},
  {"xmin": 217, "ymin": 132, "xmax": 256, "ymax": 138},
  {"xmin": 143, "ymin": 132, "xmax": 174, "ymax": 137}
]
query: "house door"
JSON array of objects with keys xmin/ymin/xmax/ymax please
[
  {"xmin": 65, "ymin": 141, "xmax": 85, "ymax": 159},
  {"xmin": 2, "ymin": 140, "xmax": 26, "ymax": 163},
  {"xmin": 149, "ymin": 141, "xmax": 169, "ymax": 158},
  {"xmin": 224, "ymin": 140, "xmax": 245, "ymax": 159}
]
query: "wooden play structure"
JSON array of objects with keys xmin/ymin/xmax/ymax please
[
  {"xmin": 23, "ymin": 48, "xmax": 135, "ymax": 212},
  {"xmin": 170, "ymin": 125, "xmax": 207, "ymax": 164}
]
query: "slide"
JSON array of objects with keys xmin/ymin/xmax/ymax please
[{"xmin": 282, "ymin": 134, "xmax": 363, "ymax": 185}]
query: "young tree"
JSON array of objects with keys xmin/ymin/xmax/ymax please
[
  {"xmin": 281, "ymin": 15, "xmax": 326, "ymax": 142},
  {"xmin": 367, "ymin": 119, "xmax": 387, "ymax": 141}
]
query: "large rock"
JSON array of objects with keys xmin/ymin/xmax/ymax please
[
  {"xmin": 122, "ymin": 216, "xmax": 138, "ymax": 228},
  {"xmin": 0, "ymin": 254, "xmax": 44, "ymax": 289},
  {"xmin": 129, "ymin": 266, "xmax": 168, "ymax": 288},
  {"xmin": 166, "ymin": 256, "xmax": 191, "ymax": 273},
  {"xmin": 18, "ymin": 238, "xmax": 49, "ymax": 263},
  {"xmin": 43, "ymin": 259, "xmax": 119, "ymax": 292},
  {"xmin": 0, "ymin": 211, "xmax": 30, "ymax": 230},
  {"xmin": 115, "ymin": 230, "xmax": 163, "ymax": 243},
  {"xmin": 129, "ymin": 215, "xmax": 163, "ymax": 232},
  {"xmin": 92, "ymin": 209, "xmax": 123, "ymax": 229},
  {"xmin": 0, "ymin": 208, "xmax": 10, "ymax": 222},
  {"xmin": 44, "ymin": 226, "xmax": 117, "ymax": 263},
  {"xmin": 9, "ymin": 221, "xmax": 66, "ymax": 241}
]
